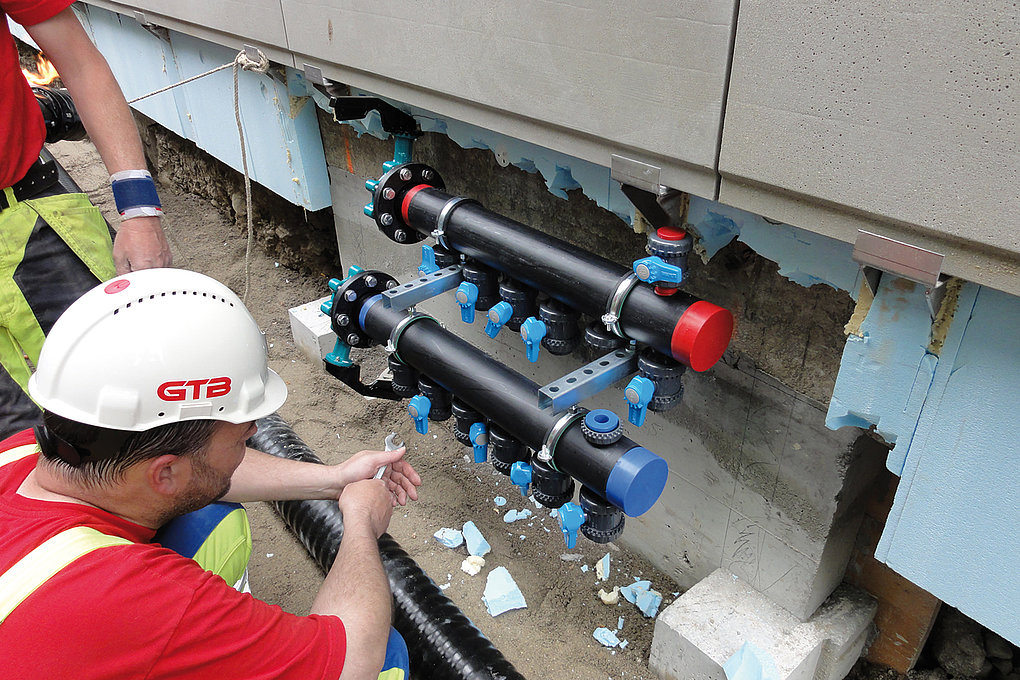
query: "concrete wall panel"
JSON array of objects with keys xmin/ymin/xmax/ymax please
[
  {"xmin": 85, "ymin": 0, "xmax": 294, "ymax": 66},
  {"xmin": 720, "ymin": 0, "xmax": 1020, "ymax": 293},
  {"xmin": 282, "ymin": 0, "xmax": 736, "ymax": 198}
]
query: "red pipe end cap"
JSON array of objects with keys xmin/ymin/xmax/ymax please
[
  {"xmin": 671, "ymin": 301, "xmax": 734, "ymax": 372},
  {"xmin": 656, "ymin": 226, "xmax": 687, "ymax": 241}
]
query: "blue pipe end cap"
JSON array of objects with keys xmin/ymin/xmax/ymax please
[{"xmin": 606, "ymin": 446, "xmax": 668, "ymax": 517}]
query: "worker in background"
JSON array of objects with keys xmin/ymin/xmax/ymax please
[
  {"xmin": 0, "ymin": 268, "xmax": 421, "ymax": 680},
  {"xmin": 0, "ymin": 1, "xmax": 172, "ymax": 441}
]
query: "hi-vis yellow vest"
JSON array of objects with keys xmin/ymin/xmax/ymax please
[{"xmin": 0, "ymin": 443, "xmax": 131, "ymax": 624}]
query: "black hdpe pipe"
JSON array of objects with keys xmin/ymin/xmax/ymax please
[
  {"xmin": 361, "ymin": 297, "xmax": 667, "ymax": 518},
  {"xmin": 249, "ymin": 413, "xmax": 526, "ymax": 680},
  {"xmin": 399, "ymin": 184, "xmax": 733, "ymax": 372}
]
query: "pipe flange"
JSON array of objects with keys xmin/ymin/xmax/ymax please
[
  {"xmin": 371, "ymin": 163, "xmax": 444, "ymax": 244},
  {"xmin": 602, "ymin": 273, "xmax": 640, "ymax": 338},
  {"xmin": 432, "ymin": 197, "xmax": 477, "ymax": 250},
  {"xmin": 538, "ymin": 409, "xmax": 585, "ymax": 471},
  {"xmin": 330, "ymin": 270, "xmax": 399, "ymax": 347},
  {"xmin": 388, "ymin": 312, "xmax": 437, "ymax": 365}
]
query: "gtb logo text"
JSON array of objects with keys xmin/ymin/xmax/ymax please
[{"xmin": 157, "ymin": 377, "xmax": 232, "ymax": 401}]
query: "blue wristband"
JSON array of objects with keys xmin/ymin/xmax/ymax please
[{"xmin": 111, "ymin": 171, "xmax": 161, "ymax": 216}]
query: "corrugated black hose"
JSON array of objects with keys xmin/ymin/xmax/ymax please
[{"xmin": 249, "ymin": 414, "xmax": 526, "ymax": 680}]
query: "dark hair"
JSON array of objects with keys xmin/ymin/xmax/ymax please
[{"xmin": 40, "ymin": 411, "xmax": 220, "ymax": 488}]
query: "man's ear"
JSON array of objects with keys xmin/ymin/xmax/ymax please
[{"xmin": 146, "ymin": 454, "xmax": 188, "ymax": 496}]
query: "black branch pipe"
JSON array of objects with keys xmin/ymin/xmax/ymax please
[
  {"xmin": 399, "ymin": 184, "xmax": 733, "ymax": 372},
  {"xmin": 362, "ymin": 297, "xmax": 667, "ymax": 517},
  {"xmin": 249, "ymin": 414, "xmax": 526, "ymax": 680}
]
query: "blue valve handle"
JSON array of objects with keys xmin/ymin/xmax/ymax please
[
  {"xmin": 456, "ymin": 282, "xmax": 479, "ymax": 323},
  {"xmin": 408, "ymin": 395, "xmax": 431, "ymax": 435},
  {"xmin": 633, "ymin": 256, "xmax": 683, "ymax": 287},
  {"xmin": 520, "ymin": 317, "xmax": 546, "ymax": 362},
  {"xmin": 418, "ymin": 245, "xmax": 440, "ymax": 275},
  {"xmin": 624, "ymin": 375, "xmax": 656, "ymax": 427},
  {"xmin": 485, "ymin": 301, "xmax": 514, "ymax": 339},
  {"xmin": 470, "ymin": 422, "xmax": 488, "ymax": 463},
  {"xmin": 558, "ymin": 502, "xmax": 587, "ymax": 550},
  {"xmin": 509, "ymin": 461, "xmax": 532, "ymax": 497}
]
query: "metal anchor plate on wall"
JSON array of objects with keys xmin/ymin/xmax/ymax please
[{"xmin": 852, "ymin": 230, "xmax": 948, "ymax": 319}]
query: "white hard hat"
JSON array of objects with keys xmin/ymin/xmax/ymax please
[{"xmin": 29, "ymin": 268, "xmax": 287, "ymax": 431}]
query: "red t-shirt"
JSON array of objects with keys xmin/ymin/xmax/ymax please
[
  {"xmin": 0, "ymin": 430, "xmax": 348, "ymax": 679},
  {"xmin": 1, "ymin": 0, "xmax": 70, "ymax": 189}
]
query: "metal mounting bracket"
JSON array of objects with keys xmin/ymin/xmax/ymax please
[
  {"xmin": 852, "ymin": 230, "xmax": 948, "ymax": 319},
  {"xmin": 610, "ymin": 155, "xmax": 661, "ymax": 194},
  {"xmin": 382, "ymin": 266, "xmax": 463, "ymax": 310},
  {"xmin": 132, "ymin": 11, "xmax": 169, "ymax": 42},
  {"xmin": 538, "ymin": 346, "xmax": 639, "ymax": 411}
]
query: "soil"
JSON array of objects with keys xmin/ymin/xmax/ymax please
[{"xmin": 50, "ymin": 139, "xmax": 670, "ymax": 680}]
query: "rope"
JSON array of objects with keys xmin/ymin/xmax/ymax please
[{"xmin": 125, "ymin": 48, "xmax": 271, "ymax": 302}]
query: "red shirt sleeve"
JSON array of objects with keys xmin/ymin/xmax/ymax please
[{"xmin": 3, "ymin": 0, "xmax": 75, "ymax": 27}]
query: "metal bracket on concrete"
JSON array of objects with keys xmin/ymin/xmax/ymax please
[
  {"xmin": 382, "ymin": 265, "xmax": 463, "ymax": 310},
  {"xmin": 302, "ymin": 63, "xmax": 328, "ymax": 86},
  {"xmin": 538, "ymin": 346, "xmax": 639, "ymax": 411},
  {"xmin": 610, "ymin": 155, "xmax": 662, "ymax": 194},
  {"xmin": 132, "ymin": 11, "xmax": 169, "ymax": 42},
  {"xmin": 852, "ymin": 230, "xmax": 948, "ymax": 319}
]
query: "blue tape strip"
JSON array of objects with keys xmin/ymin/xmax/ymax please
[
  {"xmin": 360, "ymin": 294, "xmax": 383, "ymax": 331},
  {"xmin": 111, "ymin": 176, "xmax": 162, "ymax": 214}
]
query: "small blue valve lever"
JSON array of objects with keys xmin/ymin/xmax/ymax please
[
  {"xmin": 485, "ymin": 301, "xmax": 514, "ymax": 338},
  {"xmin": 558, "ymin": 502, "xmax": 587, "ymax": 550},
  {"xmin": 456, "ymin": 282, "xmax": 479, "ymax": 323},
  {"xmin": 408, "ymin": 395, "xmax": 431, "ymax": 435},
  {"xmin": 469, "ymin": 422, "xmax": 488, "ymax": 463},
  {"xmin": 623, "ymin": 376, "xmax": 655, "ymax": 427},
  {"xmin": 633, "ymin": 256, "xmax": 683, "ymax": 287},
  {"xmin": 418, "ymin": 245, "xmax": 440, "ymax": 275},
  {"xmin": 520, "ymin": 317, "xmax": 546, "ymax": 362},
  {"xmin": 324, "ymin": 339, "xmax": 353, "ymax": 368},
  {"xmin": 509, "ymin": 461, "xmax": 532, "ymax": 497}
]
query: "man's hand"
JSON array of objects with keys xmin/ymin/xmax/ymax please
[
  {"xmin": 338, "ymin": 479, "xmax": 395, "ymax": 539},
  {"xmin": 339, "ymin": 446, "xmax": 422, "ymax": 506},
  {"xmin": 113, "ymin": 216, "xmax": 172, "ymax": 273}
]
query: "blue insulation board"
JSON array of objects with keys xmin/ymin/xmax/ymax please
[
  {"xmin": 830, "ymin": 277, "xmax": 1020, "ymax": 644},
  {"xmin": 79, "ymin": 6, "xmax": 330, "ymax": 210},
  {"xmin": 874, "ymin": 285, "xmax": 1020, "ymax": 644}
]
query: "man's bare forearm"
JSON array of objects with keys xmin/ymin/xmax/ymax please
[
  {"xmin": 223, "ymin": 448, "xmax": 343, "ymax": 503},
  {"xmin": 312, "ymin": 517, "xmax": 392, "ymax": 680}
]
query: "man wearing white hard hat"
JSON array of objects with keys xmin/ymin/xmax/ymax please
[{"xmin": 0, "ymin": 268, "xmax": 421, "ymax": 680}]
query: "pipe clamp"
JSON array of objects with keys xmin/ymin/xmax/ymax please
[
  {"xmin": 538, "ymin": 409, "xmax": 585, "ymax": 471},
  {"xmin": 432, "ymin": 197, "xmax": 477, "ymax": 249},
  {"xmin": 603, "ymin": 273, "xmax": 640, "ymax": 338},
  {"xmin": 388, "ymin": 312, "xmax": 438, "ymax": 365}
]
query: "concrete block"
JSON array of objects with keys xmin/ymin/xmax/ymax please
[
  {"xmin": 650, "ymin": 569, "xmax": 876, "ymax": 680},
  {"xmin": 288, "ymin": 296, "xmax": 334, "ymax": 365}
]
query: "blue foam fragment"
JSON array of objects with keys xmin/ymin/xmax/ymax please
[
  {"xmin": 620, "ymin": 580, "xmax": 651, "ymax": 604},
  {"xmin": 636, "ymin": 589, "xmax": 663, "ymax": 618},
  {"xmin": 433, "ymin": 527, "xmax": 463, "ymax": 548},
  {"xmin": 593, "ymin": 627, "xmax": 620, "ymax": 648},
  {"xmin": 462, "ymin": 521, "xmax": 490, "ymax": 557},
  {"xmin": 482, "ymin": 566, "xmax": 527, "ymax": 616},
  {"xmin": 493, "ymin": 496, "xmax": 507, "ymax": 507}
]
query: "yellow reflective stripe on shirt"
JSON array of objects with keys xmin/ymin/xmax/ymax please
[
  {"xmin": 0, "ymin": 443, "xmax": 38, "ymax": 468},
  {"xmin": 0, "ymin": 527, "xmax": 131, "ymax": 624}
]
